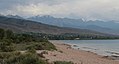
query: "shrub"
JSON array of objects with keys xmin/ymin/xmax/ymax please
[
  {"xmin": 0, "ymin": 28, "xmax": 5, "ymax": 40},
  {"xmin": 54, "ymin": 61, "xmax": 73, "ymax": 64},
  {"xmin": 0, "ymin": 41, "xmax": 15, "ymax": 52},
  {"xmin": 27, "ymin": 48, "xmax": 36, "ymax": 54},
  {"xmin": 26, "ymin": 42, "xmax": 56, "ymax": 51},
  {"xmin": 0, "ymin": 51, "xmax": 21, "ymax": 64},
  {"xmin": 2, "ymin": 52, "xmax": 47, "ymax": 64}
]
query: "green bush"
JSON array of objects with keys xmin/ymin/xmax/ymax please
[
  {"xmin": 54, "ymin": 61, "xmax": 73, "ymax": 64},
  {"xmin": 26, "ymin": 42, "xmax": 56, "ymax": 51},
  {"xmin": 27, "ymin": 49, "xmax": 36, "ymax": 54},
  {"xmin": 26, "ymin": 43, "xmax": 44, "ymax": 50},
  {"xmin": 0, "ymin": 51, "xmax": 21, "ymax": 64},
  {"xmin": 0, "ymin": 41, "xmax": 15, "ymax": 52},
  {"xmin": 0, "ymin": 28, "xmax": 5, "ymax": 40},
  {"xmin": 0, "ymin": 52, "xmax": 47, "ymax": 64}
]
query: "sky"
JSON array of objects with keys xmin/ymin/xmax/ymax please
[{"xmin": 0, "ymin": 0, "xmax": 119, "ymax": 21}]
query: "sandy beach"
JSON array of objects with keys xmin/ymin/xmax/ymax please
[{"xmin": 37, "ymin": 40, "xmax": 119, "ymax": 64}]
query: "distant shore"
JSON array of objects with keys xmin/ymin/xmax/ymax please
[{"xmin": 40, "ymin": 40, "xmax": 119, "ymax": 64}]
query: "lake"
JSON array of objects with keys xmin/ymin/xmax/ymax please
[{"xmin": 58, "ymin": 40, "xmax": 119, "ymax": 56}]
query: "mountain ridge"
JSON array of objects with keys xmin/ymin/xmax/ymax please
[
  {"xmin": 28, "ymin": 15, "xmax": 119, "ymax": 35},
  {"xmin": 0, "ymin": 15, "xmax": 108, "ymax": 36}
]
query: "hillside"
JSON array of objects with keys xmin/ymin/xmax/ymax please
[{"xmin": 0, "ymin": 15, "xmax": 108, "ymax": 36}]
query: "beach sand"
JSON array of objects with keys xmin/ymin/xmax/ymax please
[{"xmin": 38, "ymin": 40, "xmax": 119, "ymax": 64}]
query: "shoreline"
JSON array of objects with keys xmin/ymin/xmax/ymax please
[
  {"xmin": 50, "ymin": 40, "xmax": 119, "ymax": 59},
  {"xmin": 39, "ymin": 40, "xmax": 119, "ymax": 64},
  {"xmin": 51, "ymin": 40, "xmax": 119, "ymax": 59}
]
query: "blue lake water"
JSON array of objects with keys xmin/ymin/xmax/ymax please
[{"xmin": 58, "ymin": 40, "xmax": 119, "ymax": 56}]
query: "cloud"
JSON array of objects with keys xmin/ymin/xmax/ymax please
[{"xmin": 0, "ymin": 0, "xmax": 119, "ymax": 21}]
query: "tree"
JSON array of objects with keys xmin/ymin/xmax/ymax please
[
  {"xmin": 0, "ymin": 28, "xmax": 5, "ymax": 40},
  {"xmin": 4, "ymin": 29, "xmax": 13, "ymax": 39}
]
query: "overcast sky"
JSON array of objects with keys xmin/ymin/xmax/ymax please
[{"xmin": 0, "ymin": 0, "xmax": 119, "ymax": 21}]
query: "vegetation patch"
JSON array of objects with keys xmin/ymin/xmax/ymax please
[
  {"xmin": 0, "ymin": 28, "xmax": 57, "ymax": 64},
  {"xmin": 0, "ymin": 51, "xmax": 48, "ymax": 64}
]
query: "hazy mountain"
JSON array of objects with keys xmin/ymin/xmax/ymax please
[
  {"xmin": 28, "ymin": 15, "xmax": 84, "ymax": 27},
  {"xmin": 80, "ymin": 25, "xmax": 119, "ymax": 35},
  {"xmin": 0, "ymin": 15, "xmax": 107, "ymax": 36},
  {"xmin": 85, "ymin": 20, "xmax": 119, "ymax": 30},
  {"xmin": 6, "ymin": 15, "xmax": 24, "ymax": 19},
  {"xmin": 28, "ymin": 15, "xmax": 119, "ymax": 35}
]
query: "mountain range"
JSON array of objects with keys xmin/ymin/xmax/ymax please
[
  {"xmin": 1, "ymin": 15, "xmax": 119, "ymax": 35},
  {"xmin": 28, "ymin": 15, "xmax": 119, "ymax": 35},
  {"xmin": 0, "ymin": 15, "xmax": 108, "ymax": 36}
]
